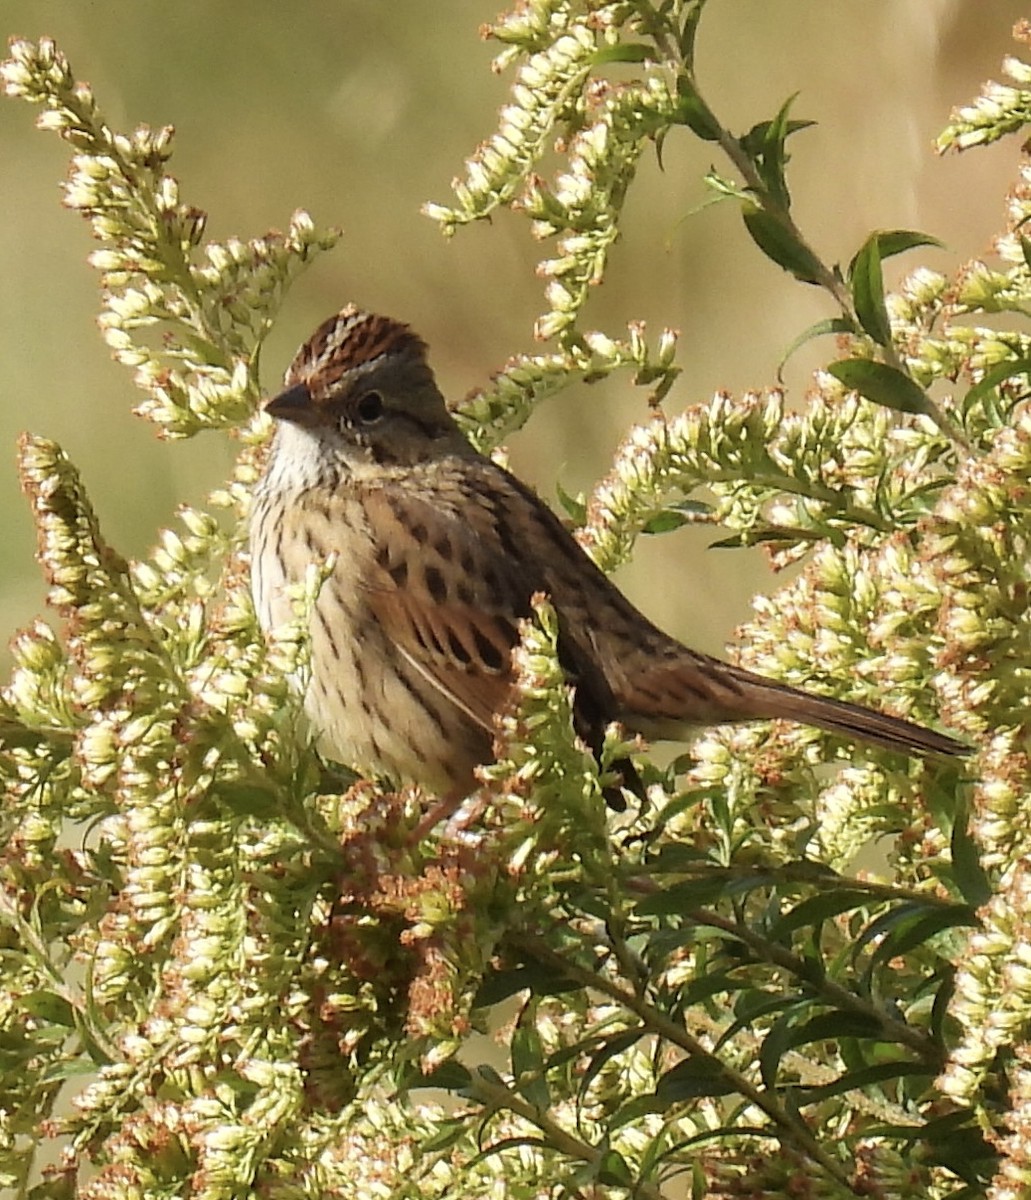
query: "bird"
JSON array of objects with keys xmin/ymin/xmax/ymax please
[{"xmin": 248, "ymin": 305, "xmax": 966, "ymax": 813}]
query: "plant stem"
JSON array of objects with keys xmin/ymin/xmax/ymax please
[
  {"xmin": 637, "ymin": 2, "xmax": 971, "ymax": 453},
  {"xmin": 508, "ymin": 929, "xmax": 857, "ymax": 1191},
  {"xmin": 465, "ymin": 1067, "xmax": 668, "ymax": 1200},
  {"xmin": 682, "ymin": 906, "xmax": 942, "ymax": 1066}
]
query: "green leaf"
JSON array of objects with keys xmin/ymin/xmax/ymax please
[
  {"xmin": 759, "ymin": 1008, "xmax": 807, "ymax": 1087},
  {"xmin": 849, "ymin": 233, "xmax": 892, "ymax": 346},
  {"xmin": 655, "ymin": 1055, "xmax": 735, "ymax": 1102},
  {"xmin": 633, "ymin": 876, "xmax": 731, "ymax": 916},
  {"xmin": 930, "ymin": 968, "xmax": 956, "ymax": 1046},
  {"xmin": 642, "ymin": 509, "xmax": 690, "ymax": 534},
  {"xmin": 555, "ymin": 479, "xmax": 586, "ymax": 523},
  {"xmin": 867, "ymin": 905, "xmax": 977, "ymax": 971},
  {"xmin": 826, "ymin": 358, "xmax": 932, "ymax": 415},
  {"xmin": 796, "ymin": 1060, "xmax": 934, "ymax": 1105},
  {"xmin": 593, "ymin": 42, "xmax": 652, "ymax": 65},
  {"xmin": 597, "ymin": 1149, "xmax": 634, "ymax": 1187},
  {"xmin": 405, "ymin": 1060, "xmax": 473, "ymax": 1092},
  {"xmin": 642, "ymin": 842, "xmax": 711, "ymax": 874},
  {"xmin": 642, "ymin": 498, "xmax": 712, "ymax": 531},
  {"xmin": 950, "ymin": 809, "xmax": 991, "ymax": 908},
  {"xmin": 741, "ymin": 204, "xmax": 824, "ymax": 284},
  {"xmin": 847, "ymin": 229, "xmax": 945, "ymax": 277},
  {"xmin": 866, "ymin": 1108, "xmax": 975, "ymax": 1142},
  {"xmin": 38, "ymin": 1052, "xmax": 101, "ymax": 1085},
  {"xmin": 512, "ymin": 1010, "xmax": 550, "ymax": 1111},
  {"xmin": 215, "ymin": 779, "xmax": 293, "ymax": 821},
  {"xmin": 419, "ymin": 1120, "xmax": 468, "ymax": 1155},
  {"xmin": 734, "ymin": 987, "xmax": 807, "ymax": 1025},
  {"xmin": 922, "ymin": 1123, "xmax": 996, "ymax": 1186},
  {"xmin": 609, "ymin": 1093, "xmax": 666, "ymax": 1131},
  {"xmin": 776, "ymin": 316, "xmax": 856, "ymax": 379},
  {"xmin": 854, "ymin": 901, "xmax": 976, "ymax": 990},
  {"xmin": 676, "ymin": 75, "xmax": 721, "ymax": 141},
  {"xmin": 672, "ymin": 498, "xmax": 713, "ymax": 517},
  {"xmin": 767, "ymin": 889, "xmax": 875, "ymax": 941},
  {"xmin": 739, "ymin": 116, "xmax": 816, "ymax": 161},
  {"xmin": 474, "ymin": 966, "xmax": 533, "ymax": 1007},
  {"xmin": 679, "ymin": 970, "xmax": 750, "ymax": 1007},
  {"xmin": 704, "ymin": 168, "xmax": 751, "ymax": 201},
  {"xmin": 961, "ymin": 355, "xmax": 1031, "ymax": 409},
  {"xmin": 863, "ymin": 1112, "xmax": 994, "ymax": 1187},
  {"xmin": 852, "ymin": 901, "xmax": 939, "ymax": 960},
  {"xmin": 717, "ymin": 992, "xmax": 809, "ymax": 1052},
  {"xmin": 575, "ymin": 1030, "xmax": 644, "ymax": 1104},
  {"xmin": 878, "ymin": 228, "xmax": 945, "ymax": 258},
  {"xmin": 654, "ymin": 125, "xmax": 671, "ymax": 171},
  {"xmin": 738, "ymin": 94, "xmax": 815, "ymax": 209},
  {"xmin": 19, "ymin": 989, "xmax": 76, "ymax": 1027},
  {"xmin": 474, "ymin": 963, "xmax": 581, "ymax": 1007},
  {"xmin": 760, "ymin": 1009, "xmax": 887, "ymax": 1086},
  {"xmin": 466, "ymin": 1136, "xmax": 548, "ymax": 1171},
  {"xmin": 922, "ymin": 767, "xmax": 964, "ymax": 830},
  {"xmin": 782, "ymin": 1010, "xmax": 886, "ymax": 1051},
  {"xmin": 677, "ymin": 1, "xmax": 709, "ymax": 70},
  {"xmin": 707, "ymin": 526, "xmax": 823, "ymax": 549}
]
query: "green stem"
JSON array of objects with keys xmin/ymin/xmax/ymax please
[
  {"xmin": 682, "ymin": 906, "xmax": 942, "ymax": 1066},
  {"xmin": 705, "ymin": 469, "xmax": 894, "ymax": 532},
  {"xmin": 465, "ymin": 1067, "xmax": 668, "ymax": 1200},
  {"xmin": 508, "ymin": 929, "xmax": 856, "ymax": 1191},
  {"xmin": 0, "ymin": 887, "xmax": 119, "ymax": 1061},
  {"xmin": 632, "ymin": 863, "xmax": 964, "ymax": 909},
  {"xmin": 47, "ymin": 75, "xmax": 236, "ymax": 368},
  {"xmin": 641, "ymin": 4, "xmax": 971, "ymax": 454}
]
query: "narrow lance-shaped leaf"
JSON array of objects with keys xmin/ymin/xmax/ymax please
[
  {"xmin": 767, "ymin": 890, "xmax": 877, "ymax": 942},
  {"xmin": 849, "ymin": 233, "xmax": 892, "ymax": 346},
  {"xmin": 776, "ymin": 316, "xmax": 856, "ymax": 380},
  {"xmin": 655, "ymin": 1055, "xmax": 736, "ymax": 1102},
  {"xmin": 597, "ymin": 1149, "xmax": 635, "ymax": 1188},
  {"xmin": 961, "ymin": 356, "xmax": 1031, "ymax": 409},
  {"xmin": 738, "ymin": 93, "xmax": 815, "ymax": 210},
  {"xmin": 796, "ymin": 1061, "xmax": 935, "ymax": 1107},
  {"xmin": 827, "ymin": 358, "xmax": 934, "ymax": 415},
  {"xmin": 847, "ymin": 228, "xmax": 945, "ymax": 274},
  {"xmin": 512, "ymin": 1007, "xmax": 551, "ymax": 1111},
  {"xmin": 950, "ymin": 806, "xmax": 992, "ymax": 908},
  {"xmin": 593, "ymin": 42, "xmax": 652, "ymax": 65},
  {"xmin": 742, "ymin": 204, "xmax": 824, "ymax": 284},
  {"xmin": 677, "ymin": 0, "xmax": 709, "ymax": 70},
  {"xmin": 866, "ymin": 905, "xmax": 977, "ymax": 973}
]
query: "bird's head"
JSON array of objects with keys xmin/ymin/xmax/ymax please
[{"xmin": 265, "ymin": 306, "xmax": 469, "ymax": 481}]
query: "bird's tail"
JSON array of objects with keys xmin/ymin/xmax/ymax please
[
  {"xmin": 729, "ymin": 668, "xmax": 965, "ymax": 757},
  {"xmin": 622, "ymin": 651, "xmax": 968, "ymax": 759}
]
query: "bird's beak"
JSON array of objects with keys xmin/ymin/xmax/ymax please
[{"xmin": 265, "ymin": 382, "xmax": 316, "ymax": 426}]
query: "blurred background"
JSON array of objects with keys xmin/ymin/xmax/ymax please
[{"xmin": 0, "ymin": 1, "xmax": 1026, "ymax": 667}]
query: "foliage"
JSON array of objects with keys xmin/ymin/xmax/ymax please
[{"xmin": 3, "ymin": 4, "xmax": 1031, "ymax": 1198}]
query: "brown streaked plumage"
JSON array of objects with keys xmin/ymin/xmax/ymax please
[{"xmin": 249, "ymin": 305, "xmax": 967, "ymax": 807}]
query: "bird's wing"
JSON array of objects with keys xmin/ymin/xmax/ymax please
[
  {"xmin": 353, "ymin": 474, "xmax": 652, "ymax": 802},
  {"xmin": 354, "ymin": 483, "xmax": 537, "ymax": 732}
]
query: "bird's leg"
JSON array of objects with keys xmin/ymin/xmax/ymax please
[{"xmin": 408, "ymin": 788, "xmax": 479, "ymax": 843}]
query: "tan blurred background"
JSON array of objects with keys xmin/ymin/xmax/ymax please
[{"xmin": 0, "ymin": 2, "xmax": 1025, "ymax": 667}]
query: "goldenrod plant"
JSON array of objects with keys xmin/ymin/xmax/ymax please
[{"xmin": 3, "ymin": 3, "xmax": 1031, "ymax": 1196}]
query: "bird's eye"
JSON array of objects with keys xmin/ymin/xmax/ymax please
[{"xmin": 355, "ymin": 391, "xmax": 385, "ymax": 424}]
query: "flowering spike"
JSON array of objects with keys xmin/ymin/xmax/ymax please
[{"xmin": 2, "ymin": 38, "xmax": 339, "ymax": 438}]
